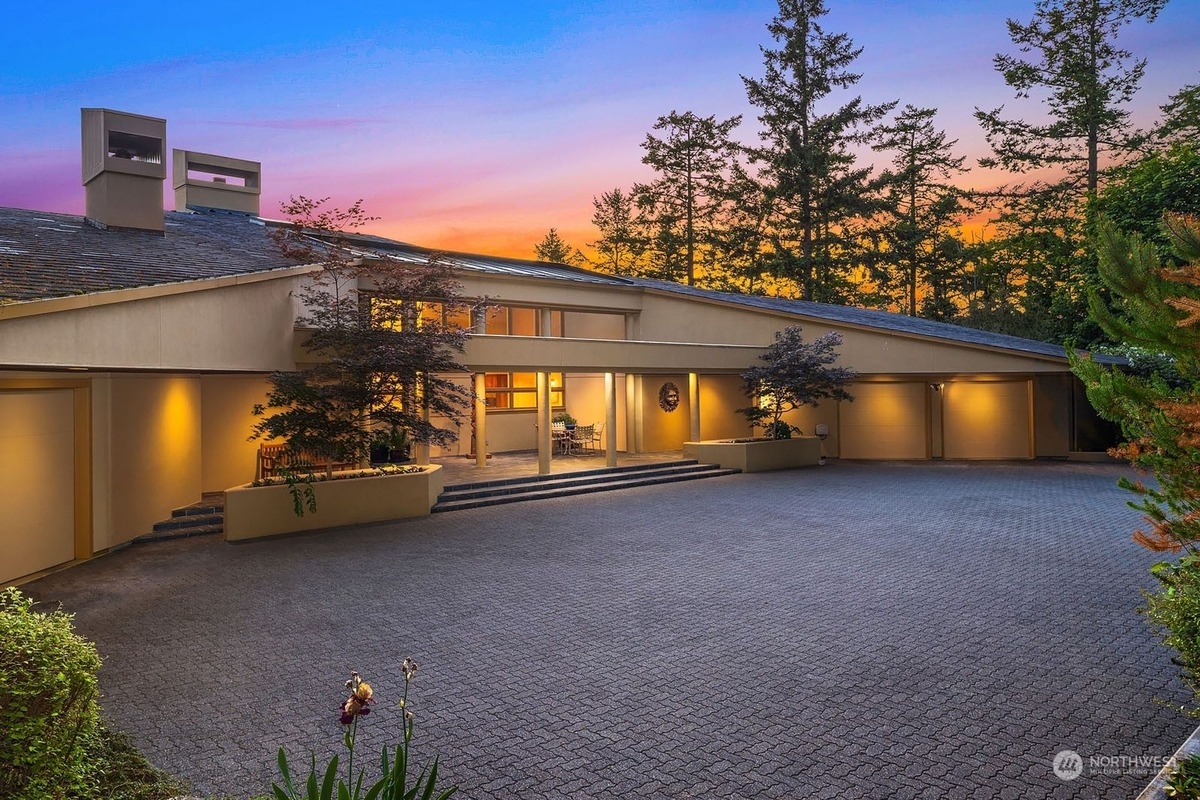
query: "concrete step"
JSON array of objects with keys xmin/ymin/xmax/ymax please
[
  {"xmin": 136, "ymin": 495, "xmax": 226, "ymax": 543},
  {"xmin": 432, "ymin": 461, "xmax": 739, "ymax": 513}
]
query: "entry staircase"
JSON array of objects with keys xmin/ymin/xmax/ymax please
[
  {"xmin": 432, "ymin": 459, "xmax": 740, "ymax": 513},
  {"xmin": 135, "ymin": 493, "xmax": 225, "ymax": 543}
]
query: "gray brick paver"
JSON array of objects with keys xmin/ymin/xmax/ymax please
[{"xmin": 22, "ymin": 461, "xmax": 1194, "ymax": 799}]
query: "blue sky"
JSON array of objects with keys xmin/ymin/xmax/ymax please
[{"xmin": 2, "ymin": 0, "xmax": 1196, "ymax": 255}]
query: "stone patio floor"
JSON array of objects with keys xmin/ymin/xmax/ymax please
[{"xmin": 22, "ymin": 460, "xmax": 1195, "ymax": 799}]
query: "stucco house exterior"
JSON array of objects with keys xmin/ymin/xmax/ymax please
[{"xmin": 0, "ymin": 109, "xmax": 1116, "ymax": 584}]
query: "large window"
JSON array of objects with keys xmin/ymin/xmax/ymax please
[
  {"xmin": 485, "ymin": 306, "xmax": 563, "ymax": 336},
  {"xmin": 485, "ymin": 372, "xmax": 565, "ymax": 410}
]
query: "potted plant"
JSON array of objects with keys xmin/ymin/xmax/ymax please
[
  {"xmin": 553, "ymin": 411, "xmax": 577, "ymax": 430},
  {"xmin": 370, "ymin": 427, "xmax": 411, "ymax": 464}
]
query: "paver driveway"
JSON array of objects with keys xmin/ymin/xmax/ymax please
[{"xmin": 23, "ymin": 461, "xmax": 1196, "ymax": 798}]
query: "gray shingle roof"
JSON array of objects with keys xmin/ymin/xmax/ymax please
[{"xmin": 0, "ymin": 207, "xmax": 300, "ymax": 303}]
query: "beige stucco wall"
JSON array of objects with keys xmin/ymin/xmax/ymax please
[
  {"xmin": 635, "ymin": 291, "xmax": 1068, "ymax": 375},
  {"xmin": 201, "ymin": 375, "xmax": 273, "ymax": 492},
  {"xmin": 102, "ymin": 375, "xmax": 202, "ymax": 547},
  {"xmin": 637, "ymin": 374, "xmax": 692, "ymax": 452},
  {"xmin": 0, "ymin": 276, "xmax": 302, "ymax": 371},
  {"xmin": 699, "ymin": 374, "xmax": 750, "ymax": 441},
  {"xmin": 0, "ymin": 390, "xmax": 76, "ymax": 583}
]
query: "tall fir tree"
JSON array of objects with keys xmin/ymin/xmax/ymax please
[
  {"xmin": 868, "ymin": 105, "xmax": 969, "ymax": 317},
  {"xmin": 633, "ymin": 111, "xmax": 743, "ymax": 287},
  {"xmin": 742, "ymin": 0, "xmax": 895, "ymax": 303},
  {"xmin": 533, "ymin": 228, "xmax": 584, "ymax": 266},
  {"xmin": 587, "ymin": 188, "xmax": 646, "ymax": 276},
  {"xmin": 975, "ymin": 0, "xmax": 1166, "ymax": 198}
]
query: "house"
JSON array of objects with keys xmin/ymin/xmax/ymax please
[{"xmin": 0, "ymin": 108, "xmax": 1115, "ymax": 585}]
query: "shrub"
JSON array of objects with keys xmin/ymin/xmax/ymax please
[
  {"xmin": 0, "ymin": 587, "xmax": 102, "ymax": 799},
  {"xmin": 1145, "ymin": 557, "xmax": 1200, "ymax": 707}
]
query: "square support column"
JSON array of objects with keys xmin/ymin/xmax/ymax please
[
  {"xmin": 537, "ymin": 371, "xmax": 551, "ymax": 474},
  {"xmin": 689, "ymin": 372, "xmax": 701, "ymax": 444},
  {"xmin": 605, "ymin": 372, "xmax": 618, "ymax": 467},
  {"xmin": 625, "ymin": 373, "xmax": 639, "ymax": 455},
  {"xmin": 473, "ymin": 372, "xmax": 487, "ymax": 469}
]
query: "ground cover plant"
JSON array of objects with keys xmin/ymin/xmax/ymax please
[{"xmin": 0, "ymin": 587, "xmax": 187, "ymax": 800}]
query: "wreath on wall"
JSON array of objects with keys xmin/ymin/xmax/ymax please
[{"xmin": 658, "ymin": 381, "xmax": 681, "ymax": 412}]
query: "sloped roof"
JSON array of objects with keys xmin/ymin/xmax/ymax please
[
  {"xmin": 0, "ymin": 205, "xmax": 1115, "ymax": 365},
  {"xmin": 0, "ymin": 207, "xmax": 300, "ymax": 303},
  {"xmin": 626, "ymin": 277, "xmax": 1099, "ymax": 362},
  {"xmin": 341, "ymin": 234, "xmax": 634, "ymax": 287}
]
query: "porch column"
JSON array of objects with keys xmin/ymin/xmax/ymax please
[
  {"xmin": 473, "ymin": 372, "xmax": 487, "ymax": 469},
  {"xmin": 625, "ymin": 373, "xmax": 639, "ymax": 454},
  {"xmin": 605, "ymin": 372, "xmax": 618, "ymax": 467},
  {"xmin": 537, "ymin": 371, "xmax": 551, "ymax": 474},
  {"xmin": 415, "ymin": 381, "xmax": 430, "ymax": 466},
  {"xmin": 540, "ymin": 307, "xmax": 553, "ymax": 336},
  {"xmin": 689, "ymin": 372, "xmax": 701, "ymax": 443}
]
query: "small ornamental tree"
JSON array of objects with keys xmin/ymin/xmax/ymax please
[
  {"xmin": 739, "ymin": 325, "xmax": 855, "ymax": 439},
  {"xmin": 252, "ymin": 197, "xmax": 478, "ymax": 497}
]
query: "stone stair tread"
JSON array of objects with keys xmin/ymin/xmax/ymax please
[
  {"xmin": 432, "ymin": 465, "xmax": 739, "ymax": 512},
  {"xmin": 444, "ymin": 459, "xmax": 700, "ymax": 492},
  {"xmin": 437, "ymin": 463, "xmax": 729, "ymax": 502},
  {"xmin": 153, "ymin": 513, "xmax": 224, "ymax": 532}
]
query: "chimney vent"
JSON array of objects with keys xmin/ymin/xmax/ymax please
[
  {"xmin": 81, "ymin": 108, "xmax": 166, "ymax": 232},
  {"xmin": 173, "ymin": 149, "xmax": 261, "ymax": 215}
]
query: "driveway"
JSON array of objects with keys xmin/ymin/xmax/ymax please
[{"xmin": 23, "ymin": 461, "xmax": 1193, "ymax": 799}]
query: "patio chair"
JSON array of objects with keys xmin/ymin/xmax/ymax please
[
  {"xmin": 570, "ymin": 423, "xmax": 595, "ymax": 455},
  {"xmin": 591, "ymin": 422, "xmax": 604, "ymax": 452}
]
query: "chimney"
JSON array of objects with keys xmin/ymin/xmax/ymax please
[
  {"xmin": 81, "ymin": 108, "xmax": 166, "ymax": 232},
  {"xmin": 173, "ymin": 149, "xmax": 261, "ymax": 215}
]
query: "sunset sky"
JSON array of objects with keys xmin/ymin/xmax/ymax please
[{"xmin": 1, "ymin": 0, "xmax": 1196, "ymax": 258}]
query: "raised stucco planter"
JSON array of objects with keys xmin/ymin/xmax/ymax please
[
  {"xmin": 224, "ymin": 466, "xmax": 443, "ymax": 541},
  {"xmin": 683, "ymin": 437, "xmax": 822, "ymax": 473}
]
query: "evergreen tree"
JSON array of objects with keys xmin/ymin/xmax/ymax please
[
  {"xmin": 975, "ymin": 0, "xmax": 1167, "ymax": 198},
  {"xmin": 1094, "ymin": 143, "xmax": 1200, "ymax": 257},
  {"xmin": 587, "ymin": 188, "xmax": 647, "ymax": 276},
  {"xmin": 1156, "ymin": 83, "xmax": 1200, "ymax": 146},
  {"xmin": 742, "ymin": 0, "xmax": 895, "ymax": 303},
  {"xmin": 868, "ymin": 105, "xmax": 969, "ymax": 317},
  {"xmin": 533, "ymin": 228, "xmax": 584, "ymax": 266},
  {"xmin": 1071, "ymin": 215, "xmax": 1200, "ymax": 707},
  {"xmin": 634, "ymin": 111, "xmax": 743, "ymax": 287}
]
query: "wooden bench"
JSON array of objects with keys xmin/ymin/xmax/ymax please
[{"xmin": 256, "ymin": 443, "xmax": 360, "ymax": 481}]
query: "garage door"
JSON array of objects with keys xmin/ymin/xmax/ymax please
[
  {"xmin": 0, "ymin": 391, "xmax": 76, "ymax": 583},
  {"xmin": 839, "ymin": 382, "xmax": 928, "ymax": 459},
  {"xmin": 943, "ymin": 380, "xmax": 1032, "ymax": 459}
]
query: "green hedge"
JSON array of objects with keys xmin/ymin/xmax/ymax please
[{"xmin": 0, "ymin": 587, "xmax": 102, "ymax": 799}]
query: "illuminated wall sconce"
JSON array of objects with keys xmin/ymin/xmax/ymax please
[{"xmin": 929, "ymin": 382, "xmax": 945, "ymax": 392}]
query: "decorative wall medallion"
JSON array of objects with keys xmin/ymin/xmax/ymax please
[{"xmin": 658, "ymin": 381, "xmax": 681, "ymax": 412}]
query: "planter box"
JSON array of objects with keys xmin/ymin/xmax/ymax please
[
  {"xmin": 224, "ymin": 466, "xmax": 443, "ymax": 541},
  {"xmin": 684, "ymin": 437, "xmax": 822, "ymax": 473}
]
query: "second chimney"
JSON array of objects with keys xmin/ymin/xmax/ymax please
[{"xmin": 173, "ymin": 150, "xmax": 261, "ymax": 215}]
